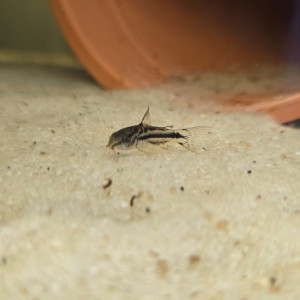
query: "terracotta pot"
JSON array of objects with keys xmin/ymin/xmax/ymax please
[
  {"xmin": 49, "ymin": 0, "xmax": 300, "ymax": 123},
  {"xmin": 223, "ymin": 93, "xmax": 300, "ymax": 124}
]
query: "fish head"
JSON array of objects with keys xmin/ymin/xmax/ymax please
[{"xmin": 107, "ymin": 125, "xmax": 139, "ymax": 150}]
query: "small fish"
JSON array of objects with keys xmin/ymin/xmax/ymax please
[{"xmin": 107, "ymin": 107, "xmax": 210, "ymax": 153}]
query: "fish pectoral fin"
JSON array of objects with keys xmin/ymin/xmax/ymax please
[{"xmin": 141, "ymin": 106, "xmax": 152, "ymax": 126}]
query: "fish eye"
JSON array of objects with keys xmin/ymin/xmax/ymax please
[
  {"xmin": 122, "ymin": 134, "xmax": 134, "ymax": 147},
  {"xmin": 123, "ymin": 135, "xmax": 131, "ymax": 143}
]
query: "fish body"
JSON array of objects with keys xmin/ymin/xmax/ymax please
[{"xmin": 107, "ymin": 107, "xmax": 208, "ymax": 153}]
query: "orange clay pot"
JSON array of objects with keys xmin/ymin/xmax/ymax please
[
  {"xmin": 49, "ymin": 0, "xmax": 300, "ymax": 123},
  {"xmin": 222, "ymin": 93, "xmax": 300, "ymax": 124}
]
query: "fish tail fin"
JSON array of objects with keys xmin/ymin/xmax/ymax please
[{"xmin": 177, "ymin": 126, "xmax": 213, "ymax": 153}]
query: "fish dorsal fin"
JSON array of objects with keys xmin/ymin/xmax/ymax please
[{"xmin": 141, "ymin": 106, "xmax": 151, "ymax": 126}]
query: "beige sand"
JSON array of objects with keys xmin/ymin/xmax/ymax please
[{"xmin": 1, "ymin": 64, "xmax": 300, "ymax": 299}]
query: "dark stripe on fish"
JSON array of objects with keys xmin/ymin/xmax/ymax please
[{"xmin": 137, "ymin": 131, "xmax": 185, "ymax": 141}]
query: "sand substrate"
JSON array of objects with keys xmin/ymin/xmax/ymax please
[{"xmin": 1, "ymin": 64, "xmax": 300, "ymax": 299}]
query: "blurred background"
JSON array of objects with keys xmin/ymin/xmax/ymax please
[
  {"xmin": 1, "ymin": 0, "xmax": 299, "ymax": 71},
  {"xmin": 0, "ymin": 0, "xmax": 78, "ymax": 66},
  {"xmin": 0, "ymin": 0, "xmax": 299, "ymax": 123},
  {"xmin": 1, "ymin": 0, "xmax": 299, "ymax": 68}
]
